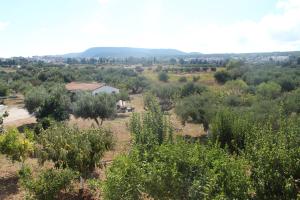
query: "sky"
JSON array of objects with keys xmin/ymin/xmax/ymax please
[{"xmin": 0, "ymin": 0, "xmax": 300, "ymax": 57}]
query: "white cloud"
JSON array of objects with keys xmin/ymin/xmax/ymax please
[
  {"xmin": 0, "ymin": 21, "xmax": 9, "ymax": 31},
  {"xmin": 177, "ymin": 0, "xmax": 300, "ymax": 53},
  {"xmin": 277, "ymin": 0, "xmax": 300, "ymax": 10},
  {"xmin": 101, "ymin": 0, "xmax": 300, "ymax": 53},
  {"xmin": 3, "ymin": 0, "xmax": 300, "ymax": 57},
  {"xmin": 97, "ymin": 0, "xmax": 109, "ymax": 6}
]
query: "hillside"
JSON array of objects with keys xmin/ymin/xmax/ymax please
[{"xmin": 63, "ymin": 47, "xmax": 187, "ymax": 58}]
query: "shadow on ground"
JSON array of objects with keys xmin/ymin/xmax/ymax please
[
  {"xmin": 17, "ymin": 123, "xmax": 37, "ymax": 132},
  {"xmin": 0, "ymin": 175, "xmax": 19, "ymax": 199}
]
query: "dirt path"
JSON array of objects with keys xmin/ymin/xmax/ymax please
[{"xmin": 3, "ymin": 106, "xmax": 36, "ymax": 128}]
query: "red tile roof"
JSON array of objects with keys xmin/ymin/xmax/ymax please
[{"xmin": 65, "ymin": 82, "xmax": 105, "ymax": 91}]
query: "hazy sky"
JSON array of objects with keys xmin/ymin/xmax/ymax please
[{"xmin": 1, "ymin": 0, "xmax": 300, "ymax": 57}]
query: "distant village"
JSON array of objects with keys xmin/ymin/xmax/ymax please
[{"xmin": 1, "ymin": 51, "xmax": 299, "ymax": 68}]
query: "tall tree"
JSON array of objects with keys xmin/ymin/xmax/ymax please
[
  {"xmin": 73, "ymin": 93, "xmax": 116, "ymax": 125},
  {"xmin": 24, "ymin": 85, "xmax": 71, "ymax": 121}
]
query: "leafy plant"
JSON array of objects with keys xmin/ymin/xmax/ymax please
[
  {"xmin": 104, "ymin": 142, "xmax": 253, "ymax": 200},
  {"xmin": 25, "ymin": 85, "xmax": 71, "ymax": 121},
  {"xmin": 178, "ymin": 76, "xmax": 187, "ymax": 82},
  {"xmin": 158, "ymin": 72, "xmax": 169, "ymax": 82},
  {"xmin": 130, "ymin": 96, "xmax": 173, "ymax": 151},
  {"xmin": 0, "ymin": 128, "xmax": 34, "ymax": 164},
  {"xmin": 19, "ymin": 167, "xmax": 78, "ymax": 200},
  {"xmin": 73, "ymin": 92, "xmax": 116, "ymax": 126},
  {"xmin": 36, "ymin": 123, "xmax": 114, "ymax": 187},
  {"xmin": 0, "ymin": 111, "xmax": 8, "ymax": 133}
]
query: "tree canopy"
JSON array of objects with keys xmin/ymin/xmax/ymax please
[{"xmin": 73, "ymin": 93, "xmax": 117, "ymax": 125}]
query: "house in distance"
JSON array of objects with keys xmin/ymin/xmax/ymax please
[{"xmin": 65, "ymin": 82, "xmax": 119, "ymax": 95}]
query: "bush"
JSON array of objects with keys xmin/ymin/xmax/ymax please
[
  {"xmin": 245, "ymin": 117, "xmax": 300, "ymax": 199},
  {"xmin": 0, "ymin": 128, "xmax": 34, "ymax": 163},
  {"xmin": 130, "ymin": 97, "xmax": 173, "ymax": 150},
  {"xmin": 0, "ymin": 82, "xmax": 8, "ymax": 96},
  {"xmin": 225, "ymin": 79, "xmax": 248, "ymax": 95},
  {"xmin": 180, "ymin": 82, "xmax": 207, "ymax": 97},
  {"xmin": 224, "ymin": 95, "xmax": 243, "ymax": 107},
  {"xmin": 211, "ymin": 108, "xmax": 253, "ymax": 153},
  {"xmin": 0, "ymin": 111, "xmax": 8, "ymax": 133},
  {"xmin": 24, "ymin": 86, "xmax": 47, "ymax": 114},
  {"xmin": 19, "ymin": 167, "xmax": 78, "ymax": 200},
  {"xmin": 117, "ymin": 90, "xmax": 130, "ymax": 101},
  {"xmin": 192, "ymin": 75, "xmax": 200, "ymax": 82},
  {"xmin": 36, "ymin": 124, "xmax": 114, "ymax": 179},
  {"xmin": 257, "ymin": 81, "xmax": 281, "ymax": 99},
  {"xmin": 226, "ymin": 59, "xmax": 244, "ymax": 70},
  {"xmin": 158, "ymin": 72, "xmax": 169, "ymax": 82},
  {"xmin": 283, "ymin": 88, "xmax": 300, "ymax": 114},
  {"xmin": 178, "ymin": 76, "xmax": 187, "ymax": 82},
  {"xmin": 214, "ymin": 71, "xmax": 231, "ymax": 84},
  {"xmin": 103, "ymin": 155, "xmax": 144, "ymax": 200},
  {"xmin": 104, "ymin": 143, "xmax": 252, "ymax": 200},
  {"xmin": 279, "ymin": 79, "xmax": 295, "ymax": 92}
]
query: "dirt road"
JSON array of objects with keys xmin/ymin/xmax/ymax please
[{"xmin": 3, "ymin": 106, "xmax": 36, "ymax": 127}]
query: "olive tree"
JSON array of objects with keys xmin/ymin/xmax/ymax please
[
  {"xmin": 24, "ymin": 85, "xmax": 71, "ymax": 121},
  {"xmin": 151, "ymin": 84, "xmax": 181, "ymax": 111},
  {"xmin": 126, "ymin": 76, "xmax": 148, "ymax": 94},
  {"xmin": 73, "ymin": 93, "xmax": 116, "ymax": 126},
  {"xmin": 24, "ymin": 86, "xmax": 47, "ymax": 114},
  {"xmin": 175, "ymin": 93, "xmax": 217, "ymax": 132}
]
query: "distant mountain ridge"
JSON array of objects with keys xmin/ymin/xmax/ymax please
[{"xmin": 63, "ymin": 47, "xmax": 189, "ymax": 58}]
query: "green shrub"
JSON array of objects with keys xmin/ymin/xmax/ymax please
[
  {"xmin": 103, "ymin": 154, "xmax": 144, "ymax": 200},
  {"xmin": 211, "ymin": 108, "xmax": 253, "ymax": 153},
  {"xmin": 175, "ymin": 93, "xmax": 216, "ymax": 131},
  {"xmin": 180, "ymin": 82, "xmax": 207, "ymax": 97},
  {"xmin": 0, "ymin": 82, "xmax": 8, "ymax": 96},
  {"xmin": 0, "ymin": 128, "xmax": 34, "ymax": 163},
  {"xmin": 130, "ymin": 97, "xmax": 173, "ymax": 151},
  {"xmin": 192, "ymin": 75, "xmax": 200, "ymax": 82},
  {"xmin": 214, "ymin": 71, "xmax": 232, "ymax": 84},
  {"xmin": 245, "ymin": 117, "xmax": 300, "ymax": 199},
  {"xmin": 37, "ymin": 124, "xmax": 114, "ymax": 178},
  {"xmin": 178, "ymin": 76, "xmax": 187, "ymax": 82},
  {"xmin": 25, "ymin": 85, "xmax": 71, "ymax": 121},
  {"xmin": 104, "ymin": 143, "xmax": 252, "ymax": 200},
  {"xmin": 257, "ymin": 81, "xmax": 281, "ymax": 99},
  {"xmin": 19, "ymin": 167, "xmax": 78, "ymax": 200},
  {"xmin": 158, "ymin": 72, "xmax": 169, "ymax": 82}
]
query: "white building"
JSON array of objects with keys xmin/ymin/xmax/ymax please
[{"xmin": 65, "ymin": 82, "xmax": 119, "ymax": 95}]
